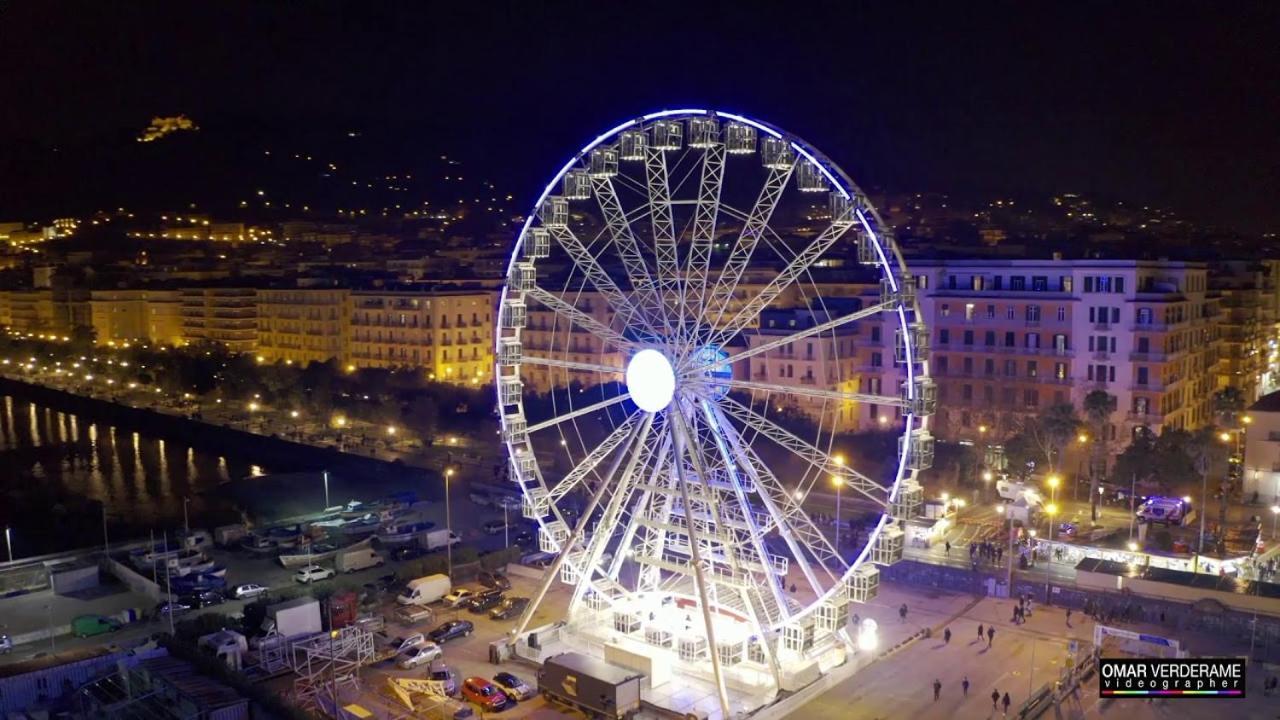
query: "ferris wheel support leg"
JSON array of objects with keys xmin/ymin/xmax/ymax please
[
  {"xmin": 510, "ymin": 414, "xmax": 653, "ymax": 641},
  {"xmin": 670, "ymin": 411, "xmax": 733, "ymax": 720}
]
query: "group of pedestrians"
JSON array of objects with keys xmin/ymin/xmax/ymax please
[
  {"xmin": 1010, "ymin": 592, "xmax": 1033, "ymax": 624},
  {"xmin": 969, "ymin": 541, "xmax": 1004, "ymax": 566}
]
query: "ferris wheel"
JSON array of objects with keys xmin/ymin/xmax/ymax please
[{"xmin": 495, "ymin": 109, "xmax": 934, "ymax": 714}]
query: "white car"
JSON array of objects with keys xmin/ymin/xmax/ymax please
[
  {"xmin": 294, "ymin": 565, "xmax": 336, "ymax": 584},
  {"xmin": 442, "ymin": 588, "xmax": 476, "ymax": 608},
  {"xmin": 233, "ymin": 583, "xmax": 269, "ymax": 599},
  {"xmin": 390, "ymin": 633, "xmax": 426, "ymax": 654},
  {"xmin": 396, "ymin": 641, "xmax": 443, "ymax": 669}
]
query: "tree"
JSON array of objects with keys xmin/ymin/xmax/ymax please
[
  {"xmin": 1025, "ymin": 403, "xmax": 1081, "ymax": 473},
  {"xmin": 1083, "ymin": 390, "xmax": 1116, "ymax": 522},
  {"xmin": 1212, "ymin": 387, "xmax": 1245, "ymax": 426}
]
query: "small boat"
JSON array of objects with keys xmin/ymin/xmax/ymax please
[
  {"xmin": 337, "ymin": 515, "xmax": 382, "ymax": 537},
  {"xmin": 267, "ymin": 525, "xmax": 304, "ymax": 549},
  {"xmin": 375, "ymin": 516, "xmax": 436, "ymax": 545},
  {"xmin": 240, "ymin": 534, "xmax": 279, "ymax": 556},
  {"xmin": 277, "ymin": 536, "xmax": 373, "ymax": 568}
]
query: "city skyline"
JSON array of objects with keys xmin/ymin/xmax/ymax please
[{"xmin": 1, "ymin": 3, "xmax": 1278, "ymax": 235}]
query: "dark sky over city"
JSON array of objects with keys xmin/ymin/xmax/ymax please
[{"xmin": 1, "ymin": 2, "xmax": 1278, "ymax": 232}]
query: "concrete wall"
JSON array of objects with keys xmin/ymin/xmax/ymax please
[
  {"xmin": 51, "ymin": 564, "xmax": 100, "ymax": 595},
  {"xmin": 102, "ymin": 556, "xmax": 164, "ymax": 602}
]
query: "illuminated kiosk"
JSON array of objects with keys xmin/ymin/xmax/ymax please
[{"xmin": 495, "ymin": 109, "xmax": 931, "ymax": 718}]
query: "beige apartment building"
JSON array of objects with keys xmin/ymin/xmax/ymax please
[
  {"xmin": 256, "ymin": 288, "xmax": 348, "ymax": 365},
  {"xmin": 346, "ymin": 290, "xmax": 495, "ymax": 385},
  {"xmin": 180, "ymin": 287, "xmax": 258, "ymax": 353},
  {"xmin": 89, "ymin": 289, "xmax": 184, "ymax": 346}
]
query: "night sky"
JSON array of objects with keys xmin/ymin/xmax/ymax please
[{"xmin": 1, "ymin": 2, "xmax": 1277, "ymax": 232}]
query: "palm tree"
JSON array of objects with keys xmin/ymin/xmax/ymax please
[{"xmin": 1083, "ymin": 390, "xmax": 1117, "ymax": 522}]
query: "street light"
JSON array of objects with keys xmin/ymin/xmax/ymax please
[
  {"xmin": 1046, "ymin": 502, "xmax": 1059, "ymax": 540},
  {"xmin": 386, "ymin": 425, "xmax": 397, "ymax": 436},
  {"xmin": 4, "ymin": 526, "xmax": 12, "ymax": 563},
  {"xmin": 445, "ymin": 467, "xmax": 455, "ymax": 579},
  {"xmin": 832, "ymin": 475, "xmax": 844, "ymax": 552}
]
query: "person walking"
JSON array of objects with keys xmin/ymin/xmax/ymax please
[
  {"xmin": 978, "ymin": 623, "xmax": 985, "ymax": 641},
  {"xmin": 987, "ymin": 626, "xmax": 995, "ymax": 646},
  {"xmin": 933, "ymin": 678, "xmax": 942, "ymax": 701},
  {"xmin": 944, "ymin": 627, "xmax": 952, "ymax": 644},
  {"xmin": 1066, "ymin": 608, "xmax": 1073, "ymax": 628},
  {"xmin": 899, "ymin": 603, "xmax": 908, "ymax": 623},
  {"xmin": 991, "ymin": 689, "xmax": 1000, "ymax": 710},
  {"xmin": 1001, "ymin": 692, "xmax": 1011, "ymax": 715},
  {"xmin": 945, "ymin": 540, "xmax": 951, "ymax": 555},
  {"xmin": 962, "ymin": 676, "xmax": 970, "ymax": 697}
]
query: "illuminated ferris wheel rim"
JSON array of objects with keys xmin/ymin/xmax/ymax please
[{"xmin": 494, "ymin": 107, "xmax": 932, "ymax": 640}]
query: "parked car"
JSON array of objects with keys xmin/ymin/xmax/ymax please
[
  {"xmin": 392, "ymin": 545, "xmax": 427, "ymax": 562},
  {"xmin": 153, "ymin": 600, "xmax": 193, "ymax": 619},
  {"xmin": 477, "ymin": 571, "xmax": 511, "ymax": 591},
  {"xmin": 465, "ymin": 590, "xmax": 504, "ymax": 613},
  {"xmin": 481, "ymin": 519, "xmax": 508, "ymax": 536},
  {"xmin": 468, "ymin": 492, "xmax": 492, "ymax": 507},
  {"xmin": 188, "ymin": 590, "xmax": 225, "ymax": 608},
  {"xmin": 389, "ymin": 633, "xmax": 426, "ymax": 654},
  {"xmin": 428, "ymin": 620, "xmax": 474, "ymax": 644},
  {"xmin": 492, "ymin": 671, "xmax": 536, "ymax": 702},
  {"xmin": 442, "ymin": 588, "xmax": 477, "ymax": 608},
  {"xmin": 489, "ymin": 596, "xmax": 529, "ymax": 620},
  {"xmin": 512, "ymin": 530, "xmax": 535, "ymax": 547},
  {"xmin": 427, "ymin": 661, "xmax": 460, "ymax": 696},
  {"xmin": 461, "ymin": 677, "xmax": 508, "ymax": 711},
  {"xmin": 232, "ymin": 583, "xmax": 269, "ymax": 599},
  {"xmin": 396, "ymin": 641, "xmax": 443, "ymax": 669},
  {"xmin": 72, "ymin": 615, "xmax": 121, "ymax": 638},
  {"xmin": 294, "ymin": 565, "xmax": 336, "ymax": 584}
]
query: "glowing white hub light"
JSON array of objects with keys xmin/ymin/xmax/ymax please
[
  {"xmin": 857, "ymin": 617, "xmax": 879, "ymax": 651},
  {"xmin": 626, "ymin": 349, "xmax": 675, "ymax": 413}
]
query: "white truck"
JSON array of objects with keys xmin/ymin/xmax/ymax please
[
  {"xmin": 335, "ymin": 548, "xmax": 385, "ymax": 573},
  {"xmin": 397, "ymin": 574, "xmax": 452, "ymax": 606},
  {"xmin": 420, "ymin": 529, "xmax": 461, "ymax": 552},
  {"xmin": 253, "ymin": 597, "xmax": 322, "ymax": 648},
  {"xmin": 996, "ymin": 479, "xmax": 1044, "ymax": 508},
  {"xmin": 539, "ymin": 652, "xmax": 643, "ymax": 719}
]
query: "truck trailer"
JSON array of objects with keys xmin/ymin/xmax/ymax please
[{"xmin": 538, "ymin": 652, "xmax": 642, "ymax": 720}]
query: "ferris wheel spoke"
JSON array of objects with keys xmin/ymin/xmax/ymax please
[
  {"xmin": 545, "ymin": 225, "xmax": 659, "ymax": 339},
  {"xmin": 591, "ymin": 177, "xmax": 667, "ymax": 335},
  {"xmin": 703, "ymin": 162, "xmax": 796, "ymax": 333},
  {"xmin": 604, "ymin": 433, "xmax": 673, "ymax": 581},
  {"xmin": 683, "ymin": 301, "xmax": 894, "ymax": 376},
  {"xmin": 525, "ymin": 392, "xmax": 632, "ymax": 434},
  {"xmin": 721, "ymin": 379, "xmax": 904, "ymax": 409},
  {"xmin": 547, "ymin": 410, "xmax": 644, "ymax": 505},
  {"xmin": 706, "ymin": 210, "xmax": 857, "ymax": 350},
  {"xmin": 526, "ymin": 286, "xmax": 635, "ymax": 352},
  {"xmin": 644, "ymin": 147, "xmax": 682, "ymax": 329},
  {"xmin": 702, "ymin": 399, "xmax": 842, "ymax": 591},
  {"xmin": 519, "ymin": 355, "xmax": 623, "ymax": 376},
  {"xmin": 716, "ymin": 393, "xmax": 890, "ymax": 501},
  {"xmin": 682, "ymin": 143, "xmax": 726, "ymax": 351}
]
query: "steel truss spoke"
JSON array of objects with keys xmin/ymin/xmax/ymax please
[
  {"xmin": 682, "ymin": 143, "xmax": 726, "ymax": 349},
  {"xmin": 519, "ymin": 355, "xmax": 622, "ymax": 376},
  {"xmin": 707, "ymin": 211, "xmax": 857, "ymax": 350},
  {"xmin": 704, "ymin": 163, "xmax": 795, "ymax": 332},
  {"xmin": 567, "ymin": 418, "xmax": 661, "ymax": 610},
  {"xmin": 717, "ymin": 394, "xmax": 889, "ymax": 501},
  {"xmin": 590, "ymin": 177, "xmax": 668, "ymax": 336},
  {"xmin": 686, "ymin": 301, "xmax": 893, "ymax": 374},
  {"xmin": 721, "ymin": 378, "xmax": 904, "ymax": 408},
  {"xmin": 644, "ymin": 147, "xmax": 682, "ymax": 326},
  {"xmin": 546, "ymin": 225, "xmax": 658, "ymax": 339},
  {"xmin": 604, "ymin": 434, "xmax": 672, "ymax": 581},
  {"xmin": 512, "ymin": 413, "xmax": 651, "ymax": 639},
  {"xmin": 525, "ymin": 392, "xmax": 632, "ymax": 434},
  {"xmin": 548, "ymin": 411, "xmax": 643, "ymax": 504},
  {"xmin": 527, "ymin": 286, "xmax": 635, "ymax": 352},
  {"xmin": 701, "ymin": 398, "xmax": 842, "ymax": 591}
]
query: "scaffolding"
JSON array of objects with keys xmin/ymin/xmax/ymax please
[{"xmin": 291, "ymin": 626, "xmax": 377, "ymax": 716}]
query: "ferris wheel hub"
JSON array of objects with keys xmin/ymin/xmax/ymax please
[{"xmin": 626, "ymin": 349, "xmax": 676, "ymax": 413}]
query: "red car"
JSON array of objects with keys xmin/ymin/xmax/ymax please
[{"xmin": 461, "ymin": 676, "xmax": 508, "ymax": 711}]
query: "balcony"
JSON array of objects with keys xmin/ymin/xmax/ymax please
[
  {"xmin": 1092, "ymin": 351, "xmax": 1111, "ymax": 360},
  {"xmin": 1092, "ymin": 321, "xmax": 1111, "ymax": 331},
  {"xmin": 1130, "ymin": 322, "xmax": 1170, "ymax": 332},
  {"xmin": 1129, "ymin": 351, "xmax": 1168, "ymax": 362}
]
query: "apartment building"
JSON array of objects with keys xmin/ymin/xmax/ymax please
[
  {"xmin": 1210, "ymin": 261, "xmax": 1280, "ymax": 402},
  {"xmin": 256, "ymin": 288, "xmax": 348, "ymax": 365},
  {"xmin": 913, "ymin": 259, "xmax": 1220, "ymax": 450},
  {"xmin": 6, "ymin": 289, "xmax": 58, "ymax": 334},
  {"xmin": 346, "ymin": 290, "xmax": 495, "ymax": 385},
  {"xmin": 88, "ymin": 289, "xmax": 184, "ymax": 346},
  {"xmin": 180, "ymin": 287, "xmax": 258, "ymax": 353}
]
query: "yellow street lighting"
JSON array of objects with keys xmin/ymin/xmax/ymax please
[
  {"xmin": 1243, "ymin": 415, "xmax": 1253, "ymax": 425},
  {"xmin": 1077, "ymin": 433, "xmax": 1088, "ymax": 444},
  {"xmin": 1219, "ymin": 432, "xmax": 1231, "ymax": 443},
  {"xmin": 1028, "ymin": 529, "xmax": 1037, "ymax": 538},
  {"xmin": 1181, "ymin": 495, "xmax": 1192, "ymax": 503},
  {"xmin": 386, "ymin": 425, "xmax": 398, "ymax": 436},
  {"xmin": 978, "ymin": 424, "xmax": 988, "ymax": 434},
  {"xmin": 833, "ymin": 454, "xmax": 845, "ymax": 467},
  {"xmin": 289, "ymin": 410, "xmax": 300, "ymax": 419},
  {"xmin": 333, "ymin": 415, "xmax": 347, "ymax": 428},
  {"xmin": 955, "ymin": 498, "xmax": 967, "ymax": 508},
  {"xmin": 831, "ymin": 475, "xmax": 844, "ymax": 488},
  {"xmin": 1127, "ymin": 541, "xmax": 1139, "ymax": 552},
  {"xmin": 1046, "ymin": 502, "xmax": 1059, "ymax": 516},
  {"xmin": 940, "ymin": 492, "xmax": 949, "ymax": 502},
  {"xmin": 982, "ymin": 470, "xmax": 994, "ymax": 482},
  {"xmin": 248, "ymin": 402, "xmax": 259, "ymax": 412},
  {"xmin": 1047, "ymin": 475, "xmax": 1061, "ymax": 489}
]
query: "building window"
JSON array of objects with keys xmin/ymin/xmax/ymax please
[
  {"xmin": 1114, "ymin": 277, "xmax": 1125, "ymax": 294},
  {"xmin": 962, "ymin": 385, "xmax": 973, "ymax": 402},
  {"xmin": 941, "ymin": 304, "xmax": 950, "ymax": 318},
  {"xmin": 1026, "ymin": 361, "xmax": 1038, "ymax": 378},
  {"xmin": 963, "ymin": 357, "xmax": 973, "ymax": 374},
  {"xmin": 1026, "ymin": 306, "xmax": 1041, "ymax": 322},
  {"xmin": 871, "ymin": 352, "xmax": 882, "ymax": 368},
  {"xmin": 1136, "ymin": 307, "xmax": 1153, "ymax": 325},
  {"xmin": 965, "ymin": 303, "xmax": 975, "ymax": 321},
  {"xmin": 936, "ymin": 356, "xmax": 948, "ymax": 374},
  {"xmin": 1004, "ymin": 359, "xmax": 1016, "ymax": 377},
  {"xmin": 963, "ymin": 330, "xmax": 974, "ymax": 345},
  {"xmin": 1137, "ymin": 367, "xmax": 1149, "ymax": 385},
  {"xmin": 1024, "ymin": 389, "xmax": 1039, "ymax": 408},
  {"xmin": 1059, "ymin": 276, "xmax": 1072, "ymax": 292},
  {"xmin": 984, "ymin": 331, "xmax": 995, "ymax": 346},
  {"xmin": 1057, "ymin": 306, "xmax": 1066, "ymax": 322},
  {"xmin": 971, "ymin": 276, "xmax": 984, "ymax": 291},
  {"xmin": 1005, "ymin": 331, "xmax": 1015, "ymax": 347},
  {"xmin": 1006, "ymin": 306, "xmax": 1015, "ymax": 320},
  {"xmin": 1084, "ymin": 277, "xmax": 1094, "ymax": 293},
  {"xmin": 1010, "ymin": 276, "xmax": 1026, "ymax": 291},
  {"xmin": 1054, "ymin": 362, "xmax": 1067, "ymax": 379},
  {"xmin": 871, "ymin": 326, "xmax": 881, "ymax": 342},
  {"xmin": 939, "ymin": 329, "xmax": 950, "ymax": 345},
  {"xmin": 1025, "ymin": 332, "xmax": 1041, "ymax": 349},
  {"xmin": 984, "ymin": 358, "xmax": 995, "ymax": 376},
  {"xmin": 986, "ymin": 304, "xmax": 996, "ymax": 319},
  {"xmin": 1032, "ymin": 276, "xmax": 1048, "ymax": 291}
]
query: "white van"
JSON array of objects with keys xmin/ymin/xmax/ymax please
[
  {"xmin": 396, "ymin": 574, "xmax": 452, "ymax": 606},
  {"xmin": 335, "ymin": 548, "xmax": 385, "ymax": 573},
  {"xmin": 1136, "ymin": 497, "xmax": 1188, "ymax": 526}
]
